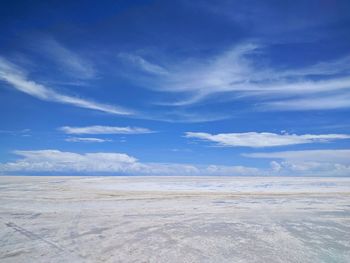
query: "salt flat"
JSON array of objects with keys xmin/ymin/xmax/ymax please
[{"xmin": 0, "ymin": 176, "xmax": 350, "ymax": 263}]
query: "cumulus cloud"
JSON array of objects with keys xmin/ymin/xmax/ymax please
[
  {"xmin": 60, "ymin": 125, "xmax": 153, "ymax": 135},
  {"xmin": 65, "ymin": 137, "xmax": 111, "ymax": 143},
  {"xmin": 0, "ymin": 149, "xmax": 260, "ymax": 176},
  {"xmin": 0, "ymin": 57, "xmax": 132, "ymax": 115},
  {"xmin": 185, "ymin": 132, "xmax": 350, "ymax": 148}
]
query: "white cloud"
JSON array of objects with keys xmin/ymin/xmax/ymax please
[
  {"xmin": 0, "ymin": 149, "xmax": 260, "ymax": 176},
  {"xmin": 0, "ymin": 57, "xmax": 132, "ymax": 115},
  {"xmin": 60, "ymin": 125, "xmax": 153, "ymax": 134},
  {"xmin": 39, "ymin": 37, "xmax": 96, "ymax": 79},
  {"xmin": 65, "ymin": 137, "xmax": 111, "ymax": 143},
  {"xmin": 263, "ymin": 93, "xmax": 350, "ymax": 111},
  {"xmin": 1, "ymin": 149, "xmax": 348, "ymax": 176},
  {"xmin": 246, "ymin": 149, "xmax": 350, "ymax": 176},
  {"xmin": 244, "ymin": 149, "xmax": 350, "ymax": 164},
  {"xmin": 275, "ymin": 161, "xmax": 350, "ymax": 177},
  {"xmin": 119, "ymin": 53, "xmax": 169, "ymax": 75},
  {"xmin": 140, "ymin": 109, "xmax": 229, "ymax": 123},
  {"xmin": 0, "ymin": 129, "xmax": 31, "ymax": 136},
  {"xmin": 185, "ymin": 132, "xmax": 350, "ymax": 148},
  {"xmin": 270, "ymin": 161, "xmax": 282, "ymax": 172},
  {"xmin": 204, "ymin": 164, "xmax": 259, "ymax": 176},
  {"xmin": 123, "ymin": 43, "xmax": 350, "ymax": 110},
  {"xmin": 0, "ymin": 150, "xmax": 136, "ymax": 173}
]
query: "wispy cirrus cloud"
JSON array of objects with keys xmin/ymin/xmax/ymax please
[
  {"xmin": 263, "ymin": 93, "xmax": 350, "ymax": 111},
  {"xmin": 139, "ymin": 109, "xmax": 229, "ymax": 123},
  {"xmin": 119, "ymin": 53, "xmax": 169, "ymax": 75},
  {"xmin": 37, "ymin": 37, "xmax": 96, "ymax": 79},
  {"xmin": 122, "ymin": 43, "xmax": 350, "ymax": 110},
  {"xmin": 65, "ymin": 137, "xmax": 111, "ymax": 143},
  {"xmin": 195, "ymin": 1, "xmax": 350, "ymax": 43},
  {"xmin": 0, "ymin": 129, "xmax": 31, "ymax": 136},
  {"xmin": 59, "ymin": 125, "xmax": 153, "ymax": 134},
  {"xmin": 0, "ymin": 57, "xmax": 132, "ymax": 115},
  {"xmin": 185, "ymin": 132, "xmax": 350, "ymax": 148}
]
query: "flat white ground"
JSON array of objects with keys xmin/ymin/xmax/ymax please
[{"xmin": 0, "ymin": 176, "xmax": 350, "ymax": 263}]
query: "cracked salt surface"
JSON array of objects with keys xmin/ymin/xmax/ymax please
[{"xmin": 0, "ymin": 176, "xmax": 349, "ymax": 262}]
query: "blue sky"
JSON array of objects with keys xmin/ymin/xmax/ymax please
[{"xmin": 1, "ymin": 0, "xmax": 350, "ymax": 176}]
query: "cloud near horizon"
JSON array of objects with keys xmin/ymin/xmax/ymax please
[
  {"xmin": 1, "ymin": 149, "xmax": 349, "ymax": 177},
  {"xmin": 244, "ymin": 149, "xmax": 350, "ymax": 164},
  {"xmin": 0, "ymin": 149, "xmax": 260, "ymax": 176},
  {"xmin": 185, "ymin": 132, "xmax": 350, "ymax": 148},
  {"xmin": 245, "ymin": 149, "xmax": 350, "ymax": 176}
]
